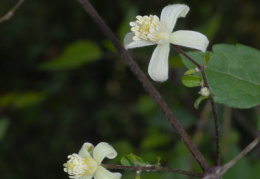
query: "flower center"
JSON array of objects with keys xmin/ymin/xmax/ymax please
[
  {"xmin": 130, "ymin": 15, "xmax": 171, "ymax": 44},
  {"xmin": 63, "ymin": 154, "xmax": 98, "ymax": 179}
]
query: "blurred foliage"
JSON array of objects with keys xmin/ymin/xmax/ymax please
[
  {"xmin": 0, "ymin": 0, "xmax": 260, "ymax": 179},
  {"xmin": 0, "ymin": 92, "xmax": 47, "ymax": 108},
  {"xmin": 0, "ymin": 117, "xmax": 9, "ymax": 142},
  {"xmin": 39, "ymin": 40, "xmax": 101, "ymax": 70}
]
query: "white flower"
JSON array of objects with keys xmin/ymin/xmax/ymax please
[
  {"xmin": 124, "ymin": 4, "xmax": 209, "ymax": 82},
  {"xmin": 64, "ymin": 142, "xmax": 122, "ymax": 179}
]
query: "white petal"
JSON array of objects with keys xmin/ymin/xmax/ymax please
[
  {"xmin": 169, "ymin": 30, "xmax": 209, "ymax": 52},
  {"xmin": 148, "ymin": 44, "xmax": 170, "ymax": 82},
  {"xmin": 81, "ymin": 174, "xmax": 94, "ymax": 179},
  {"xmin": 160, "ymin": 4, "xmax": 190, "ymax": 31},
  {"xmin": 93, "ymin": 142, "xmax": 117, "ymax": 165},
  {"xmin": 124, "ymin": 32, "xmax": 155, "ymax": 49},
  {"xmin": 94, "ymin": 166, "xmax": 122, "ymax": 179},
  {"xmin": 78, "ymin": 143, "xmax": 94, "ymax": 158}
]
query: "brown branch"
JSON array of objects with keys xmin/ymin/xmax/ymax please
[
  {"xmin": 172, "ymin": 44, "xmax": 221, "ymax": 166},
  {"xmin": 102, "ymin": 164, "xmax": 204, "ymax": 178},
  {"xmin": 0, "ymin": 0, "xmax": 25, "ymax": 23},
  {"xmin": 219, "ymin": 136, "xmax": 260, "ymax": 175},
  {"xmin": 77, "ymin": 0, "xmax": 211, "ymax": 172},
  {"xmin": 209, "ymin": 97, "xmax": 221, "ymax": 166}
]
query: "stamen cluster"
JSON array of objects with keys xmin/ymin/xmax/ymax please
[
  {"xmin": 130, "ymin": 15, "xmax": 170, "ymax": 44},
  {"xmin": 63, "ymin": 154, "xmax": 90, "ymax": 179}
]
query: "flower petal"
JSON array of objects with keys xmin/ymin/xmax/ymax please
[
  {"xmin": 124, "ymin": 32, "xmax": 155, "ymax": 49},
  {"xmin": 160, "ymin": 4, "xmax": 190, "ymax": 31},
  {"xmin": 81, "ymin": 174, "xmax": 95, "ymax": 179},
  {"xmin": 148, "ymin": 44, "xmax": 170, "ymax": 82},
  {"xmin": 169, "ymin": 30, "xmax": 209, "ymax": 52},
  {"xmin": 93, "ymin": 142, "xmax": 117, "ymax": 165},
  {"xmin": 94, "ymin": 166, "xmax": 122, "ymax": 179},
  {"xmin": 78, "ymin": 143, "xmax": 94, "ymax": 158}
]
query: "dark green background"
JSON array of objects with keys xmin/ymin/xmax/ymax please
[{"xmin": 0, "ymin": 0, "xmax": 259, "ymax": 178}]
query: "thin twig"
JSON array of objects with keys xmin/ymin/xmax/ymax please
[
  {"xmin": 172, "ymin": 44, "xmax": 221, "ymax": 166},
  {"xmin": 102, "ymin": 164, "xmax": 204, "ymax": 178},
  {"xmin": 77, "ymin": 0, "xmax": 211, "ymax": 172},
  {"xmin": 209, "ymin": 97, "xmax": 221, "ymax": 166},
  {"xmin": 0, "ymin": 0, "xmax": 25, "ymax": 23},
  {"xmin": 172, "ymin": 45, "xmax": 201, "ymax": 69},
  {"xmin": 219, "ymin": 136, "xmax": 260, "ymax": 175}
]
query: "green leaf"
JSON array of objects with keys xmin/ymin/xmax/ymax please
[
  {"xmin": 194, "ymin": 96, "xmax": 208, "ymax": 109},
  {"xmin": 121, "ymin": 154, "xmax": 146, "ymax": 166},
  {"xmin": 181, "ymin": 75, "xmax": 201, "ymax": 87},
  {"xmin": 0, "ymin": 92, "xmax": 46, "ymax": 108},
  {"xmin": 180, "ymin": 44, "xmax": 260, "ymax": 108},
  {"xmin": 205, "ymin": 53, "xmax": 210, "ymax": 65},
  {"xmin": 184, "ymin": 69, "xmax": 197, "ymax": 75},
  {"xmin": 40, "ymin": 40, "xmax": 101, "ymax": 70}
]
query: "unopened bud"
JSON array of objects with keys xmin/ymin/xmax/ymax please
[{"xmin": 200, "ymin": 87, "xmax": 211, "ymax": 97}]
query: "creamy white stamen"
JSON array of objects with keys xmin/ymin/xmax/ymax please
[
  {"xmin": 64, "ymin": 154, "xmax": 98, "ymax": 179},
  {"xmin": 130, "ymin": 15, "xmax": 171, "ymax": 44}
]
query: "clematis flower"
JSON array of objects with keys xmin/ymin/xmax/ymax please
[
  {"xmin": 64, "ymin": 142, "xmax": 122, "ymax": 179},
  {"xmin": 124, "ymin": 4, "xmax": 209, "ymax": 82}
]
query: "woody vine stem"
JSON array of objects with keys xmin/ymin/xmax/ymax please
[
  {"xmin": 172, "ymin": 45, "xmax": 221, "ymax": 166},
  {"xmin": 77, "ymin": 0, "xmax": 220, "ymax": 174},
  {"xmin": 102, "ymin": 164, "xmax": 204, "ymax": 178}
]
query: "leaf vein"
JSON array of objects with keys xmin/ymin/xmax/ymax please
[{"xmin": 209, "ymin": 68, "xmax": 260, "ymax": 86}]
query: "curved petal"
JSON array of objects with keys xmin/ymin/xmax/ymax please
[
  {"xmin": 78, "ymin": 143, "xmax": 94, "ymax": 158},
  {"xmin": 124, "ymin": 32, "xmax": 155, "ymax": 49},
  {"xmin": 93, "ymin": 142, "xmax": 117, "ymax": 165},
  {"xmin": 160, "ymin": 4, "xmax": 190, "ymax": 31},
  {"xmin": 94, "ymin": 166, "xmax": 122, "ymax": 179},
  {"xmin": 81, "ymin": 174, "xmax": 95, "ymax": 179},
  {"xmin": 169, "ymin": 30, "xmax": 209, "ymax": 52},
  {"xmin": 148, "ymin": 44, "xmax": 170, "ymax": 82}
]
